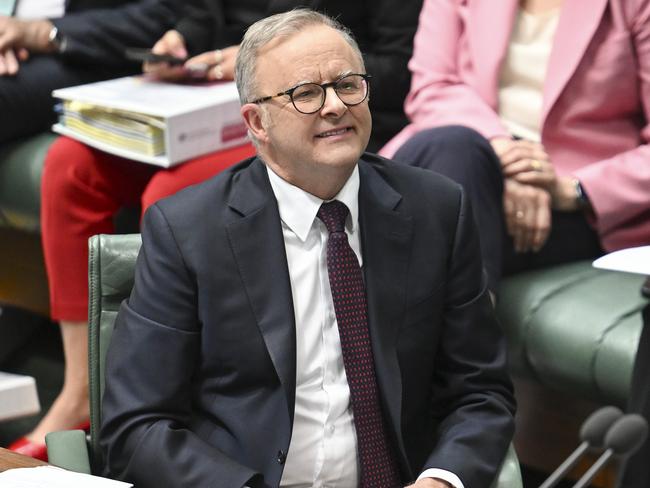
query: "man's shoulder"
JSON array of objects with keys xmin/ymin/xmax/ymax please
[
  {"xmin": 359, "ymin": 152, "xmax": 462, "ymax": 199},
  {"xmin": 151, "ymin": 155, "xmax": 264, "ymax": 222},
  {"xmin": 161, "ymin": 155, "xmax": 259, "ymax": 201}
]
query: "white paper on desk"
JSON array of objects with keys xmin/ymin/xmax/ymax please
[
  {"xmin": 592, "ymin": 245, "xmax": 650, "ymax": 275},
  {"xmin": 0, "ymin": 466, "xmax": 132, "ymax": 487}
]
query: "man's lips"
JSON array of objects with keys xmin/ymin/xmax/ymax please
[{"xmin": 315, "ymin": 127, "xmax": 353, "ymax": 138}]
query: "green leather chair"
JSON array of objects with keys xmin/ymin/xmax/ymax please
[
  {"xmin": 497, "ymin": 261, "xmax": 647, "ymax": 407},
  {"xmin": 46, "ymin": 233, "xmax": 522, "ymax": 487},
  {"xmin": 0, "ymin": 132, "xmax": 57, "ymax": 232}
]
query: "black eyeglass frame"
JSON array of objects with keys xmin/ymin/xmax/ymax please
[{"xmin": 250, "ymin": 73, "xmax": 372, "ymax": 114}]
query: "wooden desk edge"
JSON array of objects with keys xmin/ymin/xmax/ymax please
[{"xmin": 0, "ymin": 447, "xmax": 48, "ymax": 472}]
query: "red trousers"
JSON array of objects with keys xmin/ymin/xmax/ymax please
[{"xmin": 41, "ymin": 136, "xmax": 256, "ymax": 321}]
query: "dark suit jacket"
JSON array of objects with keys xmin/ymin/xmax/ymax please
[
  {"xmin": 0, "ymin": 0, "xmax": 180, "ymax": 142},
  {"xmin": 100, "ymin": 154, "xmax": 515, "ymax": 488},
  {"xmin": 174, "ymin": 0, "xmax": 422, "ymax": 151}
]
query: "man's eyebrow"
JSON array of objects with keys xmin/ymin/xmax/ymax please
[
  {"xmin": 292, "ymin": 79, "xmax": 314, "ymax": 86},
  {"xmin": 289, "ymin": 70, "xmax": 357, "ymax": 87}
]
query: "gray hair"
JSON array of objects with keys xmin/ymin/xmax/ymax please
[{"xmin": 235, "ymin": 9, "xmax": 365, "ymax": 106}]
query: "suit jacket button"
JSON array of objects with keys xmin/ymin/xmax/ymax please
[{"xmin": 277, "ymin": 449, "xmax": 286, "ymax": 464}]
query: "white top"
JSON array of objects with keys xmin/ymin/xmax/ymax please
[
  {"xmin": 498, "ymin": 8, "xmax": 560, "ymax": 141},
  {"xmin": 266, "ymin": 165, "xmax": 463, "ymax": 488},
  {"xmin": 15, "ymin": 0, "xmax": 65, "ymax": 19}
]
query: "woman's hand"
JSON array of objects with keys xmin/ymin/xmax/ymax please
[
  {"xmin": 492, "ymin": 138, "xmax": 557, "ymax": 191},
  {"xmin": 185, "ymin": 45, "xmax": 239, "ymax": 81},
  {"xmin": 503, "ymin": 179, "xmax": 552, "ymax": 253},
  {"xmin": 143, "ymin": 29, "xmax": 188, "ymax": 81}
]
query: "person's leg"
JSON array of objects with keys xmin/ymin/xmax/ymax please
[
  {"xmin": 27, "ymin": 321, "xmax": 88, "ymax": 442},
  {"xmin": 392, "ymin": 125, "xmax": 505, "ymax": 291},
  {"xmin": 41, "ymin": 137, "xmax": 156, "ymax": 321},
  {"xmin": 502, "ymin": 211, "xmax": 604, "ymax": 277},
  {"xmin": 141, "ymin": 143, "xmax": 256, "ymax": 213},
  {"xmin": 29, "ymin": 138, "xmax": 156, "ymax": 446},
  {"xmin": 0, "ymin": 55, "xmax": 127, "ymax": 143}
]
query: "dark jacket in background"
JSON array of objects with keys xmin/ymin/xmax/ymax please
[
  {"xmin": 174, "ymin": 0, "xmax": 422, "ymax": 151},
  {"xmin": 53, "ymin": 0, "xmax": 180, "ymax": 65}
]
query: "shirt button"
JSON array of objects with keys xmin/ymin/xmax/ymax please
[
  {"xmin": 328, "ymin": 425, "xmax": 335, "ymax": 434},
  {"xmin": 277, "ymin": 449, "xmax": 286, "ymax": 464}
]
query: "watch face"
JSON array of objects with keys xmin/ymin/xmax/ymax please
[{"xmin": 48, "ymin": 26, "xmax": 65, "ymax": 53}]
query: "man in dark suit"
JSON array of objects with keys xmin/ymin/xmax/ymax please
[
  {"xmin": 100, "ymin": 10, "xmax": 516, "ymax": 488},
  {"xmin": 0, "ymin": 0, "xmax": 180, "ymax": 143}
]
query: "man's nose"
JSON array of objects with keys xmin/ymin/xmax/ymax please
[{"xmin": 320, "ymin": 86, "xmax": 347, "ymax": 115}]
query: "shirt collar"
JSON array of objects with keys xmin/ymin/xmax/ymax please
[{"xmin": 266, "ymin": 165, "xmax": 360, "ymax": 242}]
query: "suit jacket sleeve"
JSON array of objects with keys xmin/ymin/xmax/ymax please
[
  {"xmin": 572, "ymin": 1, "xmax": 650, "ymax": 244},
  {"xmin": 423, "ymin": 187, "xmax": 516, "ymax": 488},
  {"xmin": 52, "ymin": 0, "xmax": 181, "ymax": 65},
  {"xmin": 174, "ymin": 0, "xmax": 225, "ymax": 54},
  {"xmin": 403, "ymin": 0, "xmax": 509, "ymax": 139},
  {"xmin": 100, "ymin": 203, "xmax": 263, "ymax": 488}
]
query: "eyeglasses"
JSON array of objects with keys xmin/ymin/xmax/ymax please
[{"xmin": 250, "ymin": 73, "xmax": 371, "ymax": 114}]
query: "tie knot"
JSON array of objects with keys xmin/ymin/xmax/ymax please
[{"xmin": 317, "ymin": 200, "xmax": 349, "ymax": 234}]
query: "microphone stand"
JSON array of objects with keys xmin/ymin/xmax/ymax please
[
  {"xmin": 570, "ymin": 448, "xmax": 613, "ymax": 488},
  {"xmin": 539, "ymin": 442, "xmax": 589, "ymax": 488}
]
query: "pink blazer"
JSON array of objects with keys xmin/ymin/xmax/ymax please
[{"xmin": 381, "ymin": 0, "xmax": 650, "ymax": 251}]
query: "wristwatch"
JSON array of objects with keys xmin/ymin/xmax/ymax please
[
  {"xmin": 573, "ymin": 178, "xmax": 591, "ymax": 210},
  {"xmin": 48, "ymin": 25, "xmax": 67, "ymax": 53}
]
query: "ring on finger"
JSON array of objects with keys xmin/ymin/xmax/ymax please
[
  {"xmin": 515, "ymin": 210, "xmax": 525, "ymax": 219},
  {"xmin": 212, "ymin": 64, "xmax": 224, "ymax": 80},
  {"xmin": 530, "ymin": 159, "xmax": 543, "ymax": 172}
]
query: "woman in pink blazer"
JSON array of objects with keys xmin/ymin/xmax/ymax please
[{"xmin": 381, "ymin": 0, "xmax": 650, "ymax": 292}]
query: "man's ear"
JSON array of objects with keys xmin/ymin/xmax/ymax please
[{"xmin": 241, "ymin": 103, "xmax": 269, "ymax": 144}]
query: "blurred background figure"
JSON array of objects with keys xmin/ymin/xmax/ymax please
[
  {"xmin": 381, "ymin": 0, "xmax": 650, "ymax": 294},
  {"xmin": 145, "ymin": 0, "xmax": 421, "ymax": 152},
  {"xmin": 0, "ymin": 0, "xmax": 180, "ymax": 143}
]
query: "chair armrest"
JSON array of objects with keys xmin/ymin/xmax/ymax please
[
  {"xmin": 45, "ymin": 429, "xmax": 91, "ymax": 474},
  {"xmin": 491, "ymin": 443, "xmax": 523, "ymax": 488}
]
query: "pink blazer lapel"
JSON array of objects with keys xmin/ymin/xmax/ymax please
[
  {"xmin": 542, "ymin": 0, "xmax": 609, "ymax": 123},
  {"xmin": 467, "ymin": 0, "xmax": 519, "ymax": 106}
]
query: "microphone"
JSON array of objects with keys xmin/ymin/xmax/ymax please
[
  {"xmin": 570, "ymin": 414, "xmax": 649, "ymax": 488},
  {"xmin": 539, "ymin": 406, "xmax": 623, "ymax": 488}
]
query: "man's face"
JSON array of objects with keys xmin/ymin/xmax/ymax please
[{"xmin": 241, "ymin": 24, "xmax": 372, "ymax": 196}]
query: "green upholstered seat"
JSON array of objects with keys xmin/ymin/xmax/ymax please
[
  {"xmin": 47, "ymin": 233, "xmax": 522, "ymax": 487},
  {"xmin": 46, "ymin": 233, "xmax": 142, "ymax": 474},
  {"xmin": 0, "ymin": 132, "xmax": 57, "ymax": 232},
  {"xmin": 498, "ymin": 260, "xmax": 647, "ymax": 406}
]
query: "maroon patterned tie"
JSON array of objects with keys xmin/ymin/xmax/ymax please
[{"xmin": 317, "ymin": 200, "xmax": 402, "ymax": 488}]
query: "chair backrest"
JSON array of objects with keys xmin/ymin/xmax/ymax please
[{"xmin": 87, "ymin": 233, "xmax": 142, "ymax": 467}]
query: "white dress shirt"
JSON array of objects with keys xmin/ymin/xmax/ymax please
[{"xmin": 266, "ymin": 165, "xmax": 464, "ymax": 488}]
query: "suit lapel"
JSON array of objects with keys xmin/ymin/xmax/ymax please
[
  {"xmin": 226, "ymin": 159, "xmax": 297, "ymax": 421},
  {"xmin": 358, "ymin": 160, "xmax": 413, "ymax": 473},
  {"xmin": 541, "ymin": 0, "xmax": 608, "ymax": 124},
  {"xmin": 467, "ymin": 0, "xmax": 519, "ymax": 106}
]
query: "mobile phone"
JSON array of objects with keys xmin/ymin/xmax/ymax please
[{"xmin": 125, "ymin": 47, "xmax": 186, "ymax": 65}]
